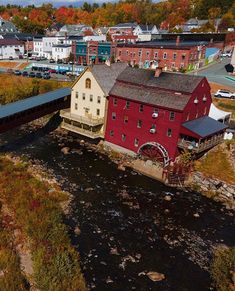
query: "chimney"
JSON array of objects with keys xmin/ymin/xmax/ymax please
[
  {"xmin": 155, "ymin": 67, "xmax": 162, "ymax": 77},
  {"xmin": 176, "ymin": 35, "xmax": 180, "ymax": 46}
]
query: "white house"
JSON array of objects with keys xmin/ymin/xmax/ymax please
[
  {"xmin": 52, "ymin": 44, "xmax": 72, "ymax": 61},
  {"xmin": 83, "ymin": 35, "xmax": 106, "ymax": 42},
  {"xmin": 133, "ymin": 24, "xmax": 159, "ymax": 36},
  {"xmin": 0, "ymin": 39, "xmax": 24, "ymax": 59},
  {"xmin": 60, "ymin": 62, "xmax": 127, "ymax": 139},
  {"xmin": 33, "ymin": 38, "xmax": 43, "ymax": 56},
  {"xmin": 42, "ymin": 36, "xmax": 65, "ymax": 59}
]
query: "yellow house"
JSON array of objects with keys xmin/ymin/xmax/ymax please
[{"xmin": 60, "ymin": 62, "xmax": 127, "ymax": 138}]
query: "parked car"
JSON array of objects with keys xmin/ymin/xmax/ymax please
[
  {"xmin": 63, "ymin": 59, "xmax": 68, "ymax": 64},
  {"xmin": 69, "ymin": 61, "xmax": 74, "ymax": 65},
  {"xmin": 214, "ymin": 89, "xmax": 235, "ymax": 99},
  {"xmin": 57, "ymin": 59, "xmax": 63, "ymax": 64},
  {"xmin": 14, "ymin": 70, "xmax": 21, "ymax": 76},
  {"xmin": 48, "ymin": 69, "xmax": 56, "ymax": 73},
  {"xmin": 19, "ymin": 55, "xmax": 23, "ymax": 59},
  {"xmin": 29, "ymin": 71, "xmax": 36, "ymax": 78},
  {"xmin": 221, "ymin": 51, "xmax": 232, "ymax": 58},
  {"xmin": 22, "ymin": 71, "xmax": 29, "ymax": 77},
  {"xmin": 43, "ymin": 72, "xmax": 51, "ymax": 79},
  {"xmin": 36, "ymin": 72, "xmax": 42, "ymax": 78},
  {"xmin": 8, "ymin": 56, "xmax": 14, "ymax": 60},
  {"xmin": 49, "ymin": 59, "xmax": 55, "ymax": 63}
]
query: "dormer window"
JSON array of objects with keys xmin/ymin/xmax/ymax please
[{"xmin": 85, "ymin": 78, "xmax": 91, "ymax": 89}]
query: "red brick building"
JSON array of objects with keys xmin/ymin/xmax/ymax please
[
  {"xmin": 108, "ymin": 23, "xmax": 137, "ymax": 43},
  {"xmin": 105, "ymin": 67, "xmax": 226, "ymax": 165},
  {"xmin": 116, "ymin": 40, "xmax": 207, "ymax": 71}
]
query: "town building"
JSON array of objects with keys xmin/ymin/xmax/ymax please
[
  {"xmin": 33, "ymin": 37, "xmax": 43, "ymax": 56},
  {"xmin": 0, "ymin": 39, "xmax": 24, "ymax": 59},
  {"xmin": 94, "ymin": 27, "xmax": 109, "ymax": 36},
  {"xmin": 108, "ymin": 23, "xmax": 137, "ymax": 42},
  {"xmin": 60, "ymin": 62, "xmax": 127, "ymax": 139},
  {"xmin": 0, "ymin": 17, "xmax": 18, "ymax": 34},
  {"xmin": 58, "ymin": 24, "xmax": 93, "ymax": 37},
  {"xmin": 104, "ymin": 67, "xmax": 227, "ymax": 165},
  {"xmin": 133, "ymin": 24, "xmax": 159, "ymax": 41},
  {"xmin": 73, "ymin": 41, "xmax": 116, "ymax": 65},
  {"xmin": 116, "ymin": 40, "xmax": 207, "ymax": 71},
  {"xmin": 52, "ymin": 44, "xmax": 72, "ymax": 61}
]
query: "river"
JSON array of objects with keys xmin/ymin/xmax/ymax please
[{"xmin": 0, "ymin": 119, "xmax": 234, "ymax": 291}]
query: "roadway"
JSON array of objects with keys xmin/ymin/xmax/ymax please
[{"xmin": 192, "ymin": 58, "xmax": 235, "ymax": 90}]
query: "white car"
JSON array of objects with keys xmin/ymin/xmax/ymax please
[
  {"xmin": 214, "ymin": 89, "xmax": 235, "ymax": 99},
  {"xmin": 221, "ymin": 51, "xmax": 232, "ymax": 57}
]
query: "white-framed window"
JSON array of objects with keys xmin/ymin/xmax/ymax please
[
  {"xmin": 121, "ymin": 134, "xmax": 126, "ymax": 142},
  {"xmin": 126, "ymin": 101, "xmax": 130, "ymax": 109},
  {"xmin": 124, "ymin": 115, "xmax": 128, "ymax": 123},
  {"xmin": 134, "ymin": 138, "xmax": 139, "ymax": 147},
  {"xmin": 97, "ymin": 96, "xmax": 101, "ymax": 104},
  {"xmin": 169, "ymin": 111, "xmax": 175, "ymax": 121},
  {"xmin": 82, "ymin": 93, "xmax": 85, "ymax": 100},
  {"xmin": 137, "ymin": 120, "xmax": 142, "ymax": 128},
  {"xmin": 167, "ymin": 128, "xmax": 172, "ymax": 137},
  {"xmin": 90, "ymin": 94, "xmax": 93, "ymax": 102},
  {"xmin": 112, "ymin": 112, "xmax": 116, "ymax": 120},
  {"xmin": 139, "ymin": 104, "xmax": 144, "ymax": 112},
  {"xmin": 113, "ymin": 98, "xmax": 117, "ymax": 106},
  {"xmin": 75, "ymin": 92, "xmax": 78, "ymax": 98},
  {"xmin": 75, "ymin": 103, "xmax": 78, "ymax": 110},
  {"xmin": 97, "ymin": 109, "xmax": 100, "ymax": 116},
  {"xmin": 163, "ymin": 52, "xmax": 167, "ymax": 59}
]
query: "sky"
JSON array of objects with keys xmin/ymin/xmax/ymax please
[{"xmin": 1, "ymin": 0, "xmax": 115, "ymax": 6}]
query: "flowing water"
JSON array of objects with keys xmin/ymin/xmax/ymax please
[{"xmin": 0, "ymin": 121, "xmax": 234, "ymax": 291}]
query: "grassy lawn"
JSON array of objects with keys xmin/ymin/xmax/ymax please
[
  {"xmin": 0, "ymin": 156, "xmax": 86, "ymax": 290},
  {"xmin": 195, "ymin": 143, "xmax": 235, "ymax": 185},
  {"xmin": 0, "ymin": 74, "xmax": 71, "ymax": 105}
]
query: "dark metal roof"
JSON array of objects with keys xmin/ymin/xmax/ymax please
[
  {"xmin": 117, "ymin": 67, "xmax": 204, "ymax": 94},
  {"xmin": 91, "ymin": 63, "xmax": 127, "ymax": 95},
  {"xmin": 0, "ymin": 39, "xmax": 23, "ymax": 46},
  {"xmin": 110, "ymin": 82, "xmax": 190, "ymax": 111},
  {"xmin": 182, "ymin": 116, "xmax": 227, "ymax": 138},
  {"xmin": 0, "ymin": 87, "xmax": 71, "ymax": 119},
  {"xmin": 112, "ymin": 23, "xmax": 137, "ymax": 28},
  {"xmin": 117, "ymin": 40, "xmax": 208, "ymax": 49}
]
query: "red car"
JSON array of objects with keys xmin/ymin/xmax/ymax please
[{"xmin": 48, "ymin": 69, "xmax": 56, "ymax": 73}]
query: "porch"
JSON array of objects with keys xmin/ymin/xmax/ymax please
[
  {"xmin": 60, "ymin": 109, "xmax": 104, "ymax": 139},
  {"xmin": 178, "ymin": 133, "xmax": 224, "ymax": 153}
]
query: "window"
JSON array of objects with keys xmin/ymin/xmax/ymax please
[
  {"xmin": 126, "ymin": 101, "xmax": 130, "ymax": 109},
  {"xmin": 173, "ymin": 52, "xmax": 177, "ymax": 60},
  {"xmin": 137, "ymin": 120, "xmax": 142, "ymax": 128},
  {"xmin": 82, "ymin": 93, "xmax": 85, "ymax": 100},
  {"xmin": 121, "ymin": 134, "xmax": 126, "ymax": 142},
  {"xmin": 97, "ymin": 96, "xmax": 101, "ymax": 104},
  {"xmin": 151, "ymin": 124, "xmax": 156, "ymax": 130},
  {"xmin": 113, "ymin": 98, "xmax": 117, "ymax": 106},
  {"xmin": 110, "ymin": 130, "xmax": 114, "ymax": 136},
  {"xmin": 138, "ymin": 49, "xmax": 142, "ymax": 57},
  {"xmin": 134, "ymin": 138, "xmax": 139, "ymax": 147},
  {"xmin": 139, "ymin": 104, "xmax": 144, "ymax": 112},
  {"xmin": 85, "ymin": 78, "xmax": 91, "ymax": 89},
  {"xmin": 75, "ymin": 92, "xmax": 78, "ymax": 98},
  {"xmin": 154, "ymin": 52, "xmax": 158, "ymax": 58},
  {"xmin": 126, "ymin": 50, "xmax": 129, "ymax": 56},
  {"xmin": 119, "ymin": 50, "xmax": 122, "ymax": 56},
  {"xmin": 112, "ymin": 112, "xmax": 116, "ymax": 120},
  {"xmin": 169, "ymin": 111, "xmax": 175, "ymax": 120},
  {"xmin": 75, "ymin": 103, "xmax": 78, "ymax": 110},
  {"xmin": 167, "ymin": 128, "xmax": 172, "ymax": 137},
  {"xmin": 124, "ymin": 115, "xmax": 128, "ymax": 123},
  {"xmin": 163, "ymin": 52, "xmax": 167, "ymax": 59},
  {"xmin": 146, "ymin": 51, "xmax": 150, "ymax": 57},
  {"xmin": 182, "ymin": 54, "xmax": 186, "ymax": 60},
  {"xmin": 90, "ymin": 94, "xmax": 93, "ymax": 102},
  {"xmin": 97, "ymin": 109, "xmax": 100, "ymax": 116},
  {"xmin": 153, "ymin": 108, "xmax": 158, "ymax": 113}
]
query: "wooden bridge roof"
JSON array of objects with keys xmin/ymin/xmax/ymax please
[{"xmin": 0, "ymin": 87, "xmax": 71, "ymax": 119}]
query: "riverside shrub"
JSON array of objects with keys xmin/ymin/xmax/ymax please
[{"xmin": 0, "ymin": 157, "xmax": 86, "ymax": 291}]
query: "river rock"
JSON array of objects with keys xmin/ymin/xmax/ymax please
[
  {"xmin": 118, "ymin": 164, "xmax": 126, "ymax": 171},
  {"xmin": 146, "ymin": 271, "xmax": 165, "ymax": 282},
  {"xmin": 74, "ymin": 226, "xmax": 81, "ymax": 235},
  {"xmin": 164, "ymin": 195, "xmax": 172, "ymax": 201},
  {"xmin": 61, "ymin": 147, "xmax": 70, "ymax": 155}
]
